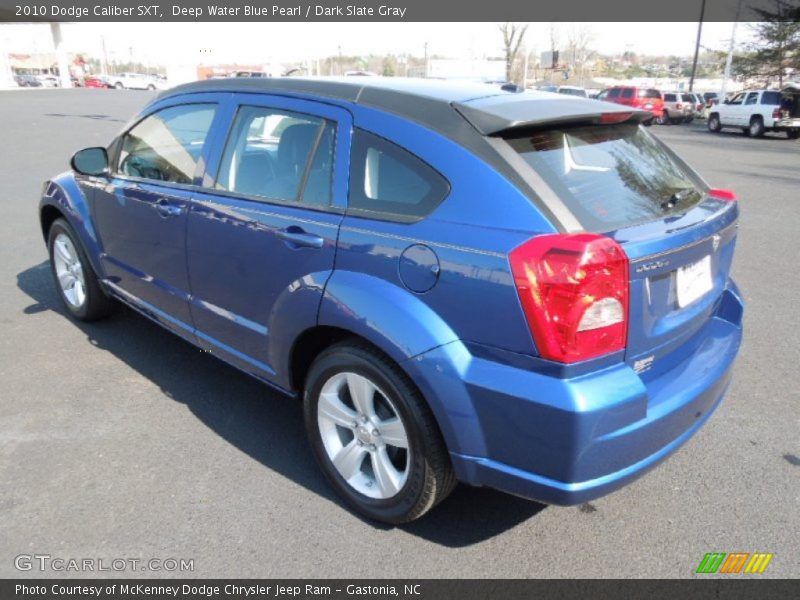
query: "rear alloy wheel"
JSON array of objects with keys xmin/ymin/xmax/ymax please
[
  {"xmin": 48, "ymin": 218, "xmax": 114, "ymax": 321},
  {"xmin": 749, "ymin": 117, "xmax": 765, "ymax": 138},
  {"xmin": 708, "ymin": 114, "xmax": 721, "ymax": 132},
  {"xmin": 304, "ymin": 343, "xmax": 455, "ymax": 523}
]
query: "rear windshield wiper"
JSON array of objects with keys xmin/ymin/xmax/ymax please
[{"xmin": 661, "ymin": 188, "xmax": 699, "ymax": 210}]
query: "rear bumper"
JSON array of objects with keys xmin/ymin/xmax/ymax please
[{"xmin": 416, "ymin": 281, "xmax": 744, "ymax": 505}]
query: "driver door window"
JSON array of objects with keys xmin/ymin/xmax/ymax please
[{"xmin": 117, "ymin": 104, "xmax": 216, "ymax": 185}]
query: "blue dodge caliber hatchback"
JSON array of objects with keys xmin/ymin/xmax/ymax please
[{"xmin": 40, "ymin": 78, "xmax": 743, "ymax": 523}]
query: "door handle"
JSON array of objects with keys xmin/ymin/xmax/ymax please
[
  {"xmin": 276, "ymin": 226, "xmax": 324, "ymax": 249},
  {"xmin": 155, "ymin": 198, "xmax": 184, "ymax": 218}
]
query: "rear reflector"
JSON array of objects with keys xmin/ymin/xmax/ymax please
[
  {"xmin": 599, "ymin": 112, "xmax": 634, "ymax": 124},
  {"xmin": 509, "ymin": 233, "xmax": 629, "ymax": 363},
  {"xmin": 708, "ymin": 188, "xmax": 737, "ymax": 202}
]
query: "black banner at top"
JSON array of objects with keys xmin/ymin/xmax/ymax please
[{"xmin": 1, "ymin": 0, "xmax": 798, "ymax": 22}]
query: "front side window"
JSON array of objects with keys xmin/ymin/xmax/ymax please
[
  {"xmin": 745, "ymin": 92, "xmax": 759, "ymax": 105},
  {"xmin": 621, "ymin": 88, "xmax": 634, "ymax": 99},
  {"xmin": 505, "ymin": 123, "xmax": 703, "ymax": 231},
  {"xmin": 348, "ymin": 129, "xmax": 449, "ymax": 220},
  {"xmin": 608, "ymin": 88, "xmax": 621, "ymax": 98},
  {"xmin": 728, "ymin": 93, "xmax": 745, "ymax": 105},
  {"xmin": 216, "ymin": 106, "xmax": 334, "ymax": 206},
  {"xmin": 118, "ymin": 104, "xmax": 216, "ymax": 184}
]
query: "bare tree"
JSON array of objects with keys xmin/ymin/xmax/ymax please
[
  {"xmin": 500, "ymin": 22, "xmax": 528, "ymax": 83},
  {"xmin": 565, "ymin": 24, "xmax": 596, "ymax": 84}
]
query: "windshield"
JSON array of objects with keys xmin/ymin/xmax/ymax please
[{"xmin": 505, "ymin": 123, "xmax": 704, "ymax": 231}]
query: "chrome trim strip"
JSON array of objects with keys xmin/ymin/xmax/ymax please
[{"xmin": 628, "ymin": 221, "xmax": 737, "ymax": 264}]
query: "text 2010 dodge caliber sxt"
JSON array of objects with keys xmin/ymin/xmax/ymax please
[{"xmin": 39, "ymin": 78, "xmax": 743, "ymax": 523}]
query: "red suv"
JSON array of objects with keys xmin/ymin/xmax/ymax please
[{"xmin": 598, "ymin": 86, "xmax": 664, "ymax": 124}]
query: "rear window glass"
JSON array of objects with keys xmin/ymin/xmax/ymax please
[
  {"xmin": 638, "ymin": 89, "xmax": 661, "ymax": 99},
  {"xmin": 761, "ymin": 91, "xmax": 781, "ymax": 105},
  {"xmin": 504, "ymin": 123, "xmax": 704, "ymax": 231}
]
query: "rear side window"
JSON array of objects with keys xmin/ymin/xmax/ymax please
[
  {"xmin": 118, "ymin": 104, "xmax": 216, "ymax": 184},
  {"xmin": 504, "ymin": 123, "xmax": 703, "ymax": 231},
  {"xmin": 664, "ymin": 93, "xmax": 677, "ymax": 102},
  {"xmin": 681, "ymin": 93, "xmax": 694, "ymax": 102},
  {"xmin": 608, "ymin": 88, "xmax": 621, "ymax": 98},
  {"xmin": 638, "ymin": 89, "xmax": 661, "ymax": 99},
  {"xmin": 215, "ymin": 106, "xmax": 334, "ymax": 206},
  {"xmin": 621, "ymin": 88, "xmax": 634, "ymax": 99},
  {"xmin": 761, "ymin": 91, "xmax": 781, "ymax": 105},
  {"xmin": 745, "ymin": 92, "xmax": 759, "ymax": 105},
  {"xmin": 348, "ymin": 129, "xmax": 449, "ymax": 221}
]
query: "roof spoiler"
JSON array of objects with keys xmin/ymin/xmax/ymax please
[{"xmin": 452, "ymin": 97, "xmax": 651, "ymax": 136}]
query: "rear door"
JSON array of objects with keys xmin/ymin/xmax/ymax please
[{"xmin": 185, "ymin": 94, "xmax": 351, "ymax": 380}]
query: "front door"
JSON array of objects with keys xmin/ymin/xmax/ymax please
[
  {"xmin": 185, "ymin": 95, "xmax": 352, "ymax": 383},
  {"xmin": 91, "ymin": 102, "xmax": 219, "ymax": 335}
]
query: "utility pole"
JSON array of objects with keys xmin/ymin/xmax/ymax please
[
  {"xmin": 688, "ymin": 0, "xmax": 706, "ymax": 92},
  {"xmin": 721, "ymin": 0, "xmax": 743, "ymax": 103}
]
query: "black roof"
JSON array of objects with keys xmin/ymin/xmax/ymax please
[{"xmin": 159, "ymin": 77, "xmax": 646, "ymax": 136}]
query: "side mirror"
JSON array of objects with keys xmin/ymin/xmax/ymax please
[{"xmin": 71, "ymin": 147, "xmax": 109, "ymax": 176}]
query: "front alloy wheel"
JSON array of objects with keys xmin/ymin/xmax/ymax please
[
  {"xmin": 52, "ymin": 233, "xmax": 86, "ymax": 310},
  {"xmin": 304, "ymin": 343, "xmax": 455, "ymax": 523}
]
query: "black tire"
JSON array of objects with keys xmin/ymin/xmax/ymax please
[
  {"xmin": 657, "ymin": 111, "xmax": 670, "ymax": 125},
  {"xmin": 303, "ymin": 341, "xmax": 456, "ymax": 524},
  {"xmin": 708, "ymin": 114, "xmax": 721, "ymax": 132},
  {"xmin": 147, "ymin": 84, "xmax": 156, "ymax": 91},
  {"xmin": 114, "ymin": 82, "xmax": 123, "ymax": 90},
  {"xmin": 749, "ymin": 116, "xmax": 765, "ymax": 138},
  {"xmin": 787, "ymin": 130, "xmax": 800, "ymax": 140},
  {"xmin": 643, "ymin": 118, "xmax": 653, "ymax": 127},
  {"xmin": 47, "ymin": 218, "xmax": 114, "ymax": 321},
  {"xmin": 685, "ymin": 116, "xmax": 694, "ymax": 124}
]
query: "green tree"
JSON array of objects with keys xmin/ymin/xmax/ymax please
[{"xmin": 745, "ymin": 0, "xmax": 800, "ymax": 87}]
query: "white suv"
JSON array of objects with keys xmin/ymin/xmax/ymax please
[
  {"xmin": 708, "ymin": 87, "xmax": 800, "ymax": 139},
  {"xmin": 106, "ymin": 72, "xmax": 158, "ymax": 90}
]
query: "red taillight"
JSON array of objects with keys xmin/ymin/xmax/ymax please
[
  {"xmin": 676, "ymin": 103, "xmax": 683, "ymax": 109},
  {"xmin": 772, "ymin": 108, "xmax": 782, "ymax": 119},
  {"xmin": 708, "ymin": 188, "xmax": 737, "ymax": 202},
  {"xmin": 509, "ymin": 233, "xmax": 629, "ymax": 363},
  {"xmin": 600, "ymin": 112, "xmax": 633, "ymax": 124}
]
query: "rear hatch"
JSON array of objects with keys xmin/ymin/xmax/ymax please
[{"xmin": 493, "ymin": 115, "xmax": 738, "ymax": 366}]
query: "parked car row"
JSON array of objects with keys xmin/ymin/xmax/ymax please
[{"xmin": 12, "ymin": 72, "xmax": 168, "ymax": 90}]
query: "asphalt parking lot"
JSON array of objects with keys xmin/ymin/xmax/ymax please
[{"xmin": 0, "ymin": 89, "xmax": 798, "ymax": 579}]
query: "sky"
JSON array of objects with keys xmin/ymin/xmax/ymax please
[{"xmin": 0, "ymin": 21, "xmax": 754, "ymax": 65}]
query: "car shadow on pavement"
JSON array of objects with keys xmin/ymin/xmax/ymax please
[{"xmin": 17, "ymin": 261, "xmax": 546, "ymax": 547}]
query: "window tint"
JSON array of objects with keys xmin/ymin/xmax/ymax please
[
  {"xmin": 216, "ymin": 106, "xmax": 334, "ymax": 206},
  {"xmin": 761, "ymin": 91, "xmax": 781, "ymax": 105},
  {"xmin": 348, "ymin": 129, "xmax": 449, "ymax": 220},
  {"xmin": 505, "ymin": 123, "xmax": 703, "ymax": 231},
  {"xmin": 638, "ymin": 89, "xmax": 661, "ymax": 99},
  {"xmin": 729, "ymin": 93, "xmax": 744, "ymax": 105},
  {"xmin": 608, "ymin": 88, "xmax": 621, "ymax": 98},
  {"xmin": 621, "ymin": 88, "xmax": 634, "ymax": 99},
  {"xmin": 681, "ymin": 93, "xmax": 694, "ymax": 102},
  {"xmin": 664, "ymin": 93, "xmax": 676, "ymax": 102},
  {"xmin": 745, "ymin": 92, "xmax": 759, "ymax": 105},
  {"xmin": 118, "ymin": 104, "xmax": 216, "ymax": 184}
]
